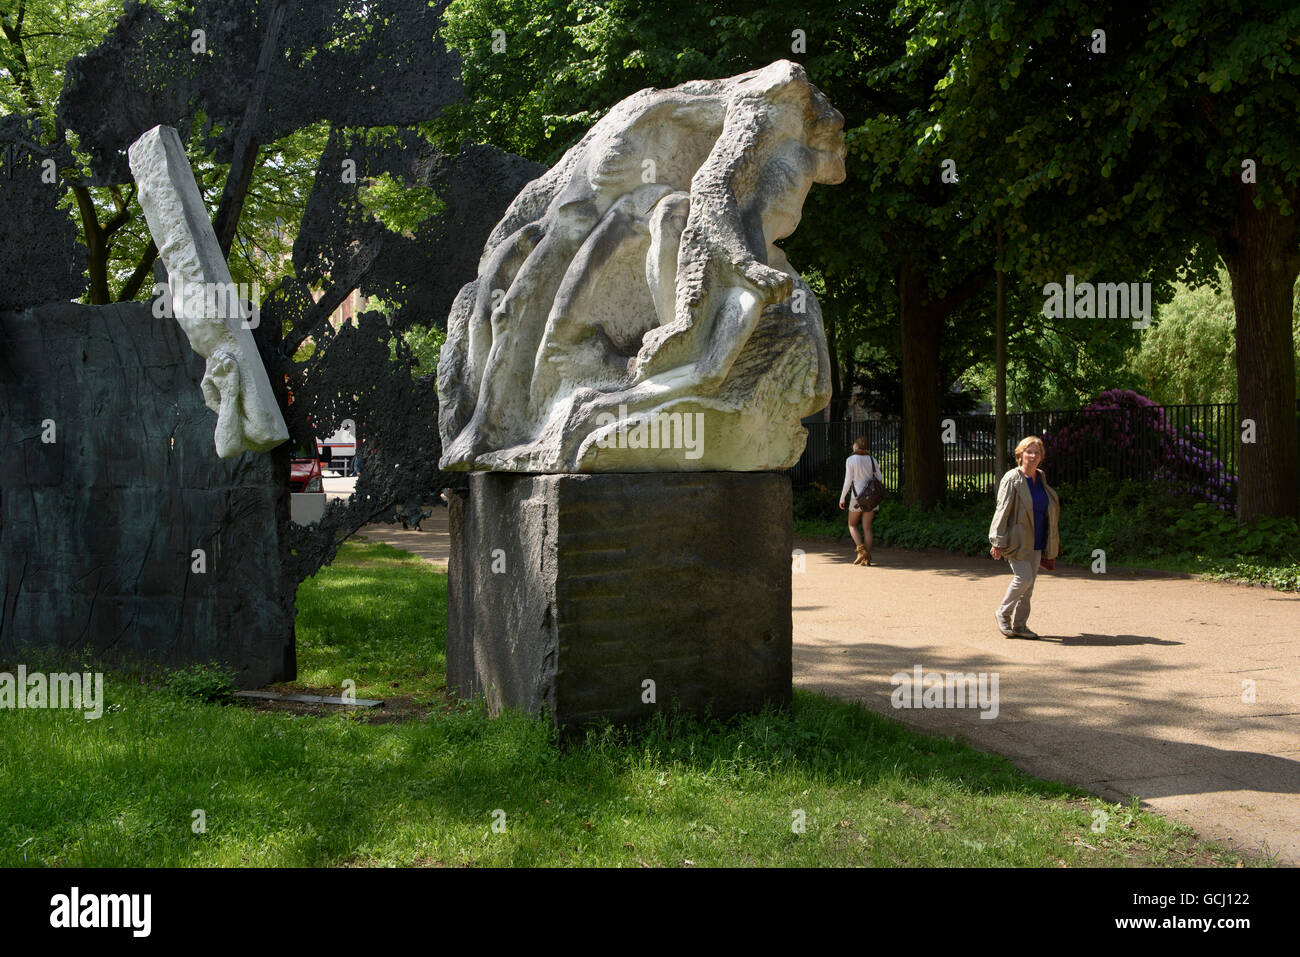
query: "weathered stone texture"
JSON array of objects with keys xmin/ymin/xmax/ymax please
[
  {"xmin": 438, "ymin": 60, "xmax": 846, "ymax": 473},
  {"xmin": 0, "ymin": 301, "xmax": 292, "ymax": 686},
  {"xmin": 448, "ymin": 471, "xmax": 793, "ymax": 727},
  {"xmin": 129, "ymin": 124, "xmax": 289, "ymax": 459},
  {"xmin": 0, "ymin": 115, "xmax": 87, "ymax": 310}
]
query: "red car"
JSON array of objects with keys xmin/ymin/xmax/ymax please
[{"xmin": 289, "ymin": 455, "xmax": 324, "ymax": 493}]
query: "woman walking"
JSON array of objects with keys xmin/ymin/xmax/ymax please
[
  {"xmin": 840, "ymin": 436, "xmax": 883, "ymax": 566},
  {"xmin": 988, "ymin": 436, "xmax": 1060, "ymax": 638}
]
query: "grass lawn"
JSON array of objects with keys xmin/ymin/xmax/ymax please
[{"xmin": 0, "ymin": 541, "xmax": 1257, "ymax": 867}]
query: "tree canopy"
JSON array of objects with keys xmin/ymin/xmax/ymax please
[
  {"xmin": 433, "ymin": 0, "xmax": 1298, "ymax": 517},
  {"xmin": 5, "ymin": 0, "xmax": 1297, "ymax": 519}
]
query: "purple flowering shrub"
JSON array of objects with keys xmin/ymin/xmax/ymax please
[{"xmin": 1043, "ymin": 389, "xmax": 1236, "ymax": 509}]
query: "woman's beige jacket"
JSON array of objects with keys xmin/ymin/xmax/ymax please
[{"xmin": 989, "ymin": 467, "xmax": 1060, "ymax": 561}]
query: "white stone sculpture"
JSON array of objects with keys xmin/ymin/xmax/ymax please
[
  {"xmin": 438, "ymin": 60, "xmax": 845, "ymax": 472},
  {"xmin": 129, "ymin": 125, "xmax": 289, "ymax": 458}
]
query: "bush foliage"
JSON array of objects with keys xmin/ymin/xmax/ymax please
[
  {"xmin": 795, "ymin": 467, "xmax": 1300, "ymax": 589},
  {"xmin": 165, "ymin": 662, "xmax": 238, "ymax": 704},
  {"xmin": 1043, "ymin": 389, "xmax": 1236, "ymax": 507}
]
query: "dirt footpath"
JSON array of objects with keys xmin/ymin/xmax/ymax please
[
  {"xmin": 795, "ymin": 538, "xmax": 1300, "ymax": 865},
  {"xmin": 357, "ymin": 512, "xmax": 1300, "ymax": 864}
]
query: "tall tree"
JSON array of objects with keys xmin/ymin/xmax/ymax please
[
  {"xmin": 910, "ymin": 0, "xmax": 1300, "ymax": 520},
  {"xmin": 17, "ymin": 0, "xmax": 539, "ymax": 631},
  {"xmin": 1, "ymin": 0, "xmax": 328, "ymax": 302},
  {"xmin": 438, "ymin": 0, "xmax": 1013, "ymax": 503},
  {"xmin": 0, "ymin": 0, "xmax": 168, "ymax": 302}
]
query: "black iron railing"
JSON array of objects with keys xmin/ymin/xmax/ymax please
[{"xmin": 791, "ymin": 400, "xmax": 1299, "ymax": 505}]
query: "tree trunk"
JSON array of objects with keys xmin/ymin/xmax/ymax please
[
  {"xmin": 995, "ymin": 227, "xmax": 1007, "ymax": 482},
  {"xmin": 1218, "ymin": 183, "xmax": 1300, "ymax": 522},
  {"xmin": 212, "ymin": 0, "xmax": 288, "ymax": 256},
  {"xmin": 826, "ymin": 315, "xmax": 844, "ymax": 420},
  {"xmin": 117, "ymin": 240, "xmax": 159, "ymax": 302},
  {"xmin": 842, "ymin": 342, "xmax": 857, "ymax": 418},
  {"xmin": 67, "ymin": 182, "xmax": 110, "ymax": 304},
  {"xmin": 899, "ymin": 261, "xmax": 945, "ymax": 506}
]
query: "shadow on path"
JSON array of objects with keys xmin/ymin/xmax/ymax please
[{"xmin": 355, "ymin": 516, "xmax": 1300, "ymax": 863}]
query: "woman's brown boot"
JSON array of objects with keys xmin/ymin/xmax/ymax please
[{"xmin": 854, "ymin": 544, "xmax": 869, "ymax": 565}]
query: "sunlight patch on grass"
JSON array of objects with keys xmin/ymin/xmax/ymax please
[{"xmin": 0, "ymin": 538, "xmax": 1259, "ymax": 867}]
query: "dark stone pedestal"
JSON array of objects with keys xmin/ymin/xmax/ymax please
[{"xmin": 447, "ymin": 471, "xmax": 792, "ymax": 729}]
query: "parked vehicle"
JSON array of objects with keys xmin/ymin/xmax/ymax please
[
  {"xmin": 289, "ymin": 454, "xmax": 323, "ymax": 493},
  {"xmin": 289, "ymin": 445, "xmax": 328, "ymax": 525},
  {"xmin": 316, "ymin": 426, "xmax": 357, "ymax": 475}
]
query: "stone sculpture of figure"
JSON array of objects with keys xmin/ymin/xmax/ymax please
[
  {"xmin": 438, "ymin": 60, "xmax": 846, "ymax": 472},
  {"xmin": 129, "ymin": 125, "xmax": 288, "ymax": 459}
]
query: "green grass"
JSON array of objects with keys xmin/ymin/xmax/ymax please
[
  {"xmin": 289, "ymin": 542, "xmax": 447, "ymax": 702},
  {"xmin": 0, "ymin": 541, "xmax": 1256, "ymax": 867}
]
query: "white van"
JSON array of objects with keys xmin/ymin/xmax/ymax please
[{"xmin": 316, "ymin": 425, "xmax": 357, "ymax": 475}]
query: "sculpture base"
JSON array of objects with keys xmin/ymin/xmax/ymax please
[{"xmin": 447, "ymin": 472, "xmax": 792, "ymax": 729}]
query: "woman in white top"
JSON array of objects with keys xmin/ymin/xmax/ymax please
[{"xmin": 839, "ymin": 436, "xmax": 883, "ymax": 566}]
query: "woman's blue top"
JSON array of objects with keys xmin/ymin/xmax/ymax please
[{"xmin": 1028, "ymin": 473, "xmax": 1048, "ymax": 551}]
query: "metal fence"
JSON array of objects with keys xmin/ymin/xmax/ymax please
[
  {"xmin": 940, "ymin": 403, "xmax": 1243, "ymax": 493},
  {"xmin": 791, "ymin": 401, "xmax": 1299, "ymax": 502},
  {"xmin": 788, "ymin": 417, "xmax": 902, "ymax": 490}
]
